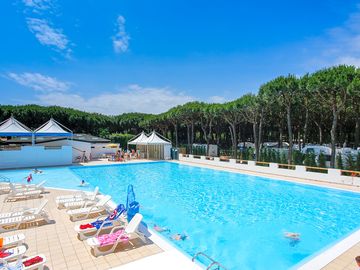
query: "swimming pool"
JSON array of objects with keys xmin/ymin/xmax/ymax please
[{"xmin": 1, "ymin": 161, "xmax": 360, "ymax": 269}]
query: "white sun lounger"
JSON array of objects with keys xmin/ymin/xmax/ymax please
[
  {"xmin": 56, "ymin": 187, "xmax": 99, "ymax": 207},
  {"xmin": 74, "ymin": 212, "xmax": 126, "ymax": 240},
  {"xmin": 0, "ymin": 233, "xmax": 25, "ymax": 249},
  {"xmin": 14, "ymin": 181, "xmax": 46, "ymax": 193},
  {"xmin": 0, "ymin": 200, "xmax": 48, "ymax": 219},
  {"xmin": 67, "ymin": 195, "xmax": 111, "ymax": 221},
  {"xmin": 62, "ymin": 198, "xmax": 99, "ymax": 210},
  {"xmin": 0, "ymin": 245, "xmax": 27, "ymax": 262},
  {"xmin": 56, "ymin": 187, "xmax": 99, "ymax": 209},
  {"xmin": 0, "ymin": 201, "xmax": 50, "ymax": 233},
  {"xmin": 0, "ymin": 254, "xmax": 46, "ymax": 270},
  {"xmin": 5, "ymin": 188, "xmax": 42, "ymax": 202},
  {"xmin": 0, "ymin": 181, "xmax": 46, "ymax": 194},
  {"xmin": 86, "ymin": 213, "xmax": 145, "ymax": 256}
]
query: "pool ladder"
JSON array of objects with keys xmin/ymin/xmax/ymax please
[{"xmin": 192, "ymin": 252, "xmax": 227, "ymax": 270}]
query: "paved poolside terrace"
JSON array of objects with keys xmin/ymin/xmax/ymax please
[{"xmin": 1, "ymin": 158, "xmax": 359, "ymax": 269}]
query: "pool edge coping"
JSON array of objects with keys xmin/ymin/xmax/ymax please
[{"xmin": 296, "ymin": 228, "xmax": 360, "ymax": 269}]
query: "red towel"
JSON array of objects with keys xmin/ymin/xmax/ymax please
[
  {"xmin": 0, "ymin": 250, "xmax": 11, "ymax": 258},
  {"xmin": 23, "ymin": 256, "xmax": 43, "ymax": 267},
  {"xmin": 80, "ymin": 223, "xmax": 94, "ymax": 230}
]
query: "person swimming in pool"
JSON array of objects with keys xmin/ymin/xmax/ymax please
[
  {"xmin": 33, "ymin": 168, "xmax": 43, "ymax": 174},
  {"xmin": 171, "ymin": 233, "xmax": 188, "ymax": 241},
  {"xmin": 284, "ymin": 232, "xmax": 300, "ymax": 240},
  {"xmin": 284, "ymin": 232, "xmax": 300, "ymax": 247},
  {"xmin": 79, "ymin": 180, "xmax": 88, "ymax": 187},
  {"xmin": 25, "ymin": 173, "xmax": 32, "ymax": 183},
  {"xmin": 153, "ymin": 224, "xmax": 170, "ymax": 233}
]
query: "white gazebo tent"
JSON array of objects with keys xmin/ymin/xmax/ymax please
[
  {"xmin": 127, "ymin": 131, "xmax": 149, "ymax": 159},
  {"xmin": 145, "ymin": 131, "xmax": 172, "ymax": 160},
  {"xmin": 128, "ymin": 131, "xmax": 172, "ymax": 160},
  {"xmin": 0, "ymin": 116, "xmax": 34, "ymax": 144},
  {"xmin": 34, "ymin": 118, "xmax": 73, "ymax": 138}
]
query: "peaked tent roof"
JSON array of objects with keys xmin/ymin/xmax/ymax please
[
  {"xmin": 128, "ymin": 131, "xmax": 149, "ymax": 145},
  {"xmin": 0, "ymin": 116, "xmax": 33, "ymax": 136},
  {"xmin": 34, "ymin": 118, "xmax": 72, "ymax": 137},
  {"xmin": 145, "ymin": 131, "xmax": 172, "ymax": 145}
]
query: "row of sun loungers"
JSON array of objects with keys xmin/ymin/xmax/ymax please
[
  {"xmin": 0, "ymin": 181, "xmax": 146, "ymax": 269},
  {"xmin": 1, "ymin": 181, "xmax": 46, "ymax": 202},
  {"xmin": 54, "ymin": 187, "xmax": 147, "ymax": 257},
  {"xmin": 0, "ymin": 182, "xmax": 49, "ymax": 269}
]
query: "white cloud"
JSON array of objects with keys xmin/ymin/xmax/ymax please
[
  {"xmin": 208, "ymin": 96, "xmax": 227, "ymax": 103},
  {"xmin": 6, "ymin": 72, "xmax": 70, "ymax": 92},
  {"xmin": 36, "ymin": 85, "xmax": 194, "ymax": 114},
  {"xmin": 305, "ymin": 5, "xmax": 360, "ymax": 68},
  {"xmin": 22, "ymin": 0, "xmax": 53, "ymax": 13},
  {"xmin": 112, "ymin": 15, "xmax": 130, "ymax": 53},
  {"xmin": 27, "ymin": 18, "xmax": 70, "ymax": 55}
]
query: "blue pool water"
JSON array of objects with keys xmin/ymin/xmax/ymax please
[{"xmin": 1, "ymin": 162, "xmax": 360, "ymax": 269}]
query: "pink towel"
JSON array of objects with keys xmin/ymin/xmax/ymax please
[{"xmin": 96, "ymin": 229, "xmax": 129, "ymax": 246}]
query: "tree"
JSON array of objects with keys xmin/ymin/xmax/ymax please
[
  {"xmin": 309, "ymin": 65, "xmax": 356, "ymax": 167},
  {"xmin": 260, "ymin": 75, "xmax": 299, "ymax": 164},
  {"xmin": 219, "ymin": 99, "xmax": 244, "ymax": 158},
  {"xmin": 241, "ymin": 94, "xmax": 264, "ymax": 161},
  {"xmin": 347, "ymin": 72, "xmax": 360, "ymax": 148}
]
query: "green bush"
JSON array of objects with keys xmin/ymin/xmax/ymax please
[
  {"xmin": 345, "ymin": 153, "xmax": 355, "ymax": 170},
  {"xmin": 318, "ymin": 152, "xmax": 327, "ymax": 168},
  {"xmin": 280, "ymin": 152, "xmax": 287, "ymax": 164},
  {"xmin": 356, "ymin": 152, "xmax": 360, "ymax": 171},
  {"xmin": 336, "ymin": 152, "xmax": 343, "ymax": 170},
  {"xmin": 292, "ymin": 150, "xmax": 304, "ymax": 165},
  {"xmin": 108, "ymin": 133, "xmax": 134, "ymax": 148},
  {"xmin": 304, "ymin": 152, "xmax": 316, "ymax": 167}
]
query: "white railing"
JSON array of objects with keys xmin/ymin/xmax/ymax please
[{"xmin": 179, "ymin": 154, "xmax": 360, "ymax": 187}]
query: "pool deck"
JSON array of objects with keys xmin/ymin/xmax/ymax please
[{"xmin": 0, "ymin": 187, "xmax": 165, "ymax": 270}]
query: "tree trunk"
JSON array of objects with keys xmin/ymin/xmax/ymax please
[
  {"xmin": 278, "ymin": 127, "xmax": 283, "ymax": 148},
  {"xmin": 253, "ymin": 122, "xmax": 259, "ymax": 161},
  {"xmin": 174, "ymin": 124, "xmax": 178, "ymax": 148},
  {"xmin": 286, "ymin": 105, "xmax": 293, "ymax": 164},
  {"xmin": 257, "ymin": 109, "xmax": 264, "ymax": 160},
  {"xmin": 330, "ymin": 103, "xmax": 338, "ymax": 168},
  {"xmin": 190, "ymin": 121, "xmax": 194, "ymax": 152},
  {"xmin": 186, "ymin": 125, "xmax": 191, "ymax": 154},
  {"xmin": 229, "ymin": 124, "xmax": 237, "ymax": 158},
  {"xmin": 355, "ymin": 113, "xmax": 360, "ymax": 148},
  {"xmin": 303, "ymin": 108, "xmax": 309, "ymax": 148}
]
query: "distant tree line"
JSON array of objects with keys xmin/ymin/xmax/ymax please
[{"xmin": 1, "ymin": 65, "xmax": 360, "ymax": 168}]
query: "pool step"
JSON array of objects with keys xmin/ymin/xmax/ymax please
[{"xmin": 192, "ymin": 252, "xmax": 227, "ymax": 270}]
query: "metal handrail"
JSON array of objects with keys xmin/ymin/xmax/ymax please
[{"xmin": 192, "ymin": 252, "xmax": 227, "ymax": 270}]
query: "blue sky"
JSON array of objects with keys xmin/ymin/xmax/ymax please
[{"xmin": 1, "ymin": 0, "xmax": 360, "ymax": 115}]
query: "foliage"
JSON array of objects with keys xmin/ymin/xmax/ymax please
[
  {"xmin": 345, "ymin": 153, "xmax": 355, "ymax": 170},
  {"xmin": 292, "ymin": 150, "xmax": 304, "ymax": 165},
  {"xmin": 304, "ymin": 152, "xmax": 317, "ymax": 167},
  {"xmin": 336, "ymin": 153, "xmax": 344, "ymax": 170},
  {"xmin": 1, "ymin": 64, "xmax": 360, "ymax": 172},
  {"xmin": 108, "ymin": 133, "xmax": 134, "ymax": 147},
  {"xmin": 318, "ymin": 152, "xmax": 327, "ymax": 168}
]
